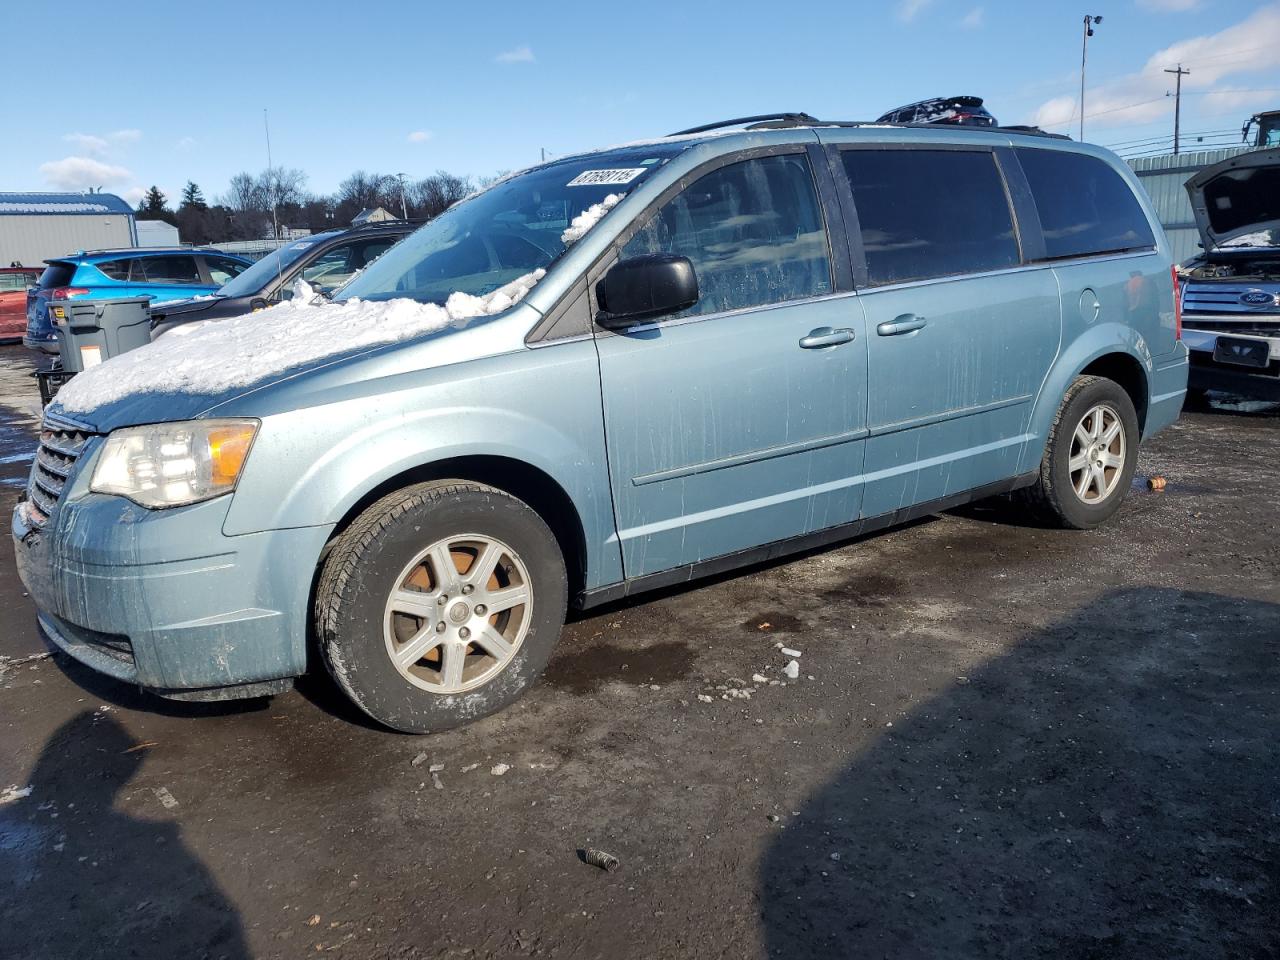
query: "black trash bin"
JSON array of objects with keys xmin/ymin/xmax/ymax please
[{"xmin": 53, "ymin": 296, "xmax": 152, "ymax": 373}]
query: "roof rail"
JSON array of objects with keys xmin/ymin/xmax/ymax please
[
  {"xmin": 669, "ymin": 113, "xmax": 822, "ymax": 136},
  {"xmin": 667, "ymin": 114, "xmax": 1071, "ymax": 141}
]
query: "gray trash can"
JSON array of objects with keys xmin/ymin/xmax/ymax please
[{"xmin": 54, "ymin": 297, "xmax": 152, "ymax": 373}]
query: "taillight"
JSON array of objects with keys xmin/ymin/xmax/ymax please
[
  {"xmin": 1170, "ymin": 265, "xmax": 1182, "ymax": 340},
  {"xmin": 51, "ymin": 287, "xmax": 89, "ymax": 300}
]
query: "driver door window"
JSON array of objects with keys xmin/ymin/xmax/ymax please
[{"xmin": 620, "ymin": 154, "xmax": 833, "ymax": 320}]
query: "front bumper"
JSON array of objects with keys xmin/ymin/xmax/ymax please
[
  {"xmin": 1182, "ymin": 326, "xmax": 1280, "ymax": 400},
  {"xmin": 12, "ymin": 489, "xmax": 333, "ymax": 697}
]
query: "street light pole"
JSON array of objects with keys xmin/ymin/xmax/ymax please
[
  {"xmin": 1080, "ymin": 14, "xmax": 1103, "ymax": 142},
  {"xmin": 396, "ymin": 173, "xmax": 409, "ymax": 220}
]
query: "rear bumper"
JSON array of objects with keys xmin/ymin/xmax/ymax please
[
  {"xmin": 12, "ymin": 491, "xmax": 333, "ymax": 696},
  {"xmin": 1144, "ymin": 343, "xmax": 1189, "ymax": 439},
  {"xmin": 1182, "ymin": 327, "xmax": 1280, "ymax": 399},
  {"xmin": 22, "ymin": 332, "xmax": 59, "ymax": 354}
]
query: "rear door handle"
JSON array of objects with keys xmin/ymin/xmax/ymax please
[
  {"xmin": 799, "ymin": 326, "xmax": 856, "ymax": 349},
  {"xmin": 876, "ymin": 314, "xmax": 927, "ymax": 336}
]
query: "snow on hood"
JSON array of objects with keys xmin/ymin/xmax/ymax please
[
  {"xmin": 54, "ymin": 269, "xmax": 545, "ymax": 414},
  {"xmin": 1184, "ymin": 148, "xmax": 1280, "ymax": 251}
]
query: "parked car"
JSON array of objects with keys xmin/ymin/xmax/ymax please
[
  {"xmin": 149, "ymin": 222, "xmax": 415, "ymax": 337},
  {"xmin": 0, "ymin": 265, "xmax": 41, "ymax": 343},
  {"xmin": 13, "ymin": 116, "xmax": 1187, "ymax": 732},
  {"xmin": 23, "ymin": 247, "xmax": 251, "ymax": 353},
  {"xmin": 877, "ymin": 96, "xmax": 998, "ymax": 127},
  {"xmin": 1179, "ymin": 148, "xmax": 1280, "ymax": 400}
]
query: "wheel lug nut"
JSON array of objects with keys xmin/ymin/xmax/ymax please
[
  {"xmin": 438, "ymin": 595, "xmax": 448, "ymax": 605},
  {"xmin": 436, "ymin": 622, "xmax": 446, "ymax": 633},
  {"xmin": 458, "ymin": 627, "xmax": 471, "ymax": 640},
  {"xmin": 462, "ymin": 584, "xmax": 474, "ymax": 595},
  {"xmin": 475, "ymin": 604, "xmax": 487, "ymax": 615}
]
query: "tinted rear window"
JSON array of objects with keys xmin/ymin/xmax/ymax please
[
  {"xmin": 1016, "ymin": 149, "xmax": 1155, "ymax": 260},
  {"xmin": 38, "ymin": 263, "xmax": 75, "ymax": 289},
  {"xmin": 842, "ymin": 149, "xmax": 1020, "ymax": 285}
]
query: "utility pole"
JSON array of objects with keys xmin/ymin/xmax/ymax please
[
  {"xmin": 1080, "ymin": 14, "xmax": 1103, "ymax": 142},
  {"xmin": 263, "ymin": 108, "xmax": 281, "ymax": 247},
  {"xmin": 1164, "ymin": 64, "xmax": 1190, "ymax": 154},
  {"xmin": 396, "ymin": 173, "xmax": 409, "ymax": 220}
]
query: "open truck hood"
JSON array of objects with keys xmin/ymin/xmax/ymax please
[{"xmin": 1185, "ymin": 148, "xmax": 1280, "ymax": 252}]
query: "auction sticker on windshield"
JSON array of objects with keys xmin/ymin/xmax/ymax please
[{"xmin": 567, "ymin": 168, "xmax": 647, "ymax": 186}]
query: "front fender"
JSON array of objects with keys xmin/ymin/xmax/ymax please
[
  {"xmin": 1018, "ymin": 323, "xmax": 1153, "ymax": 475},
  {"xmin": 222, "ymin": 339, "xmax": 624, "ymax": 589}
]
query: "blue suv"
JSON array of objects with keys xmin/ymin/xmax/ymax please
[
  {"xmin": 14, "ymin": 115, "xmax": 1188, "ymax": 732},
  {"xmin": 23, "ymin": 247, "xmax": 252, "ymax": 353}
]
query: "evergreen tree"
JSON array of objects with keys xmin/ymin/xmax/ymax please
[
  {"xmin": 139, "ymin": 186, "xmax": 168, "ymax": 218},
  {"xmin": 179, "ymin": 181, "xmax": 207, "ymax": 211}
]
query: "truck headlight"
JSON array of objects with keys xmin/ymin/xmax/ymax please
[{"xmin": 91, "ymin": 419, "xmax": 259, "ymax": 508}]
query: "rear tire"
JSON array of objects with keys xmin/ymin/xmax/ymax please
[
  {"xmin": 1018, "ymin": 375, "xmax": 1139, "ymax": 530},
  {"xmin": 315, "ymin": 481, "xmax": 567, "ymax": 733}
]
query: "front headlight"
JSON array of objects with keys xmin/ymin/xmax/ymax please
[{"xmin": 91, "ymin": 419, "xmax": 259, "ymax": 508}]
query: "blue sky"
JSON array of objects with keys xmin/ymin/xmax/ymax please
[{"xmin": 5, "ymin": 0, "xmax": 1279, "ymax": 206}]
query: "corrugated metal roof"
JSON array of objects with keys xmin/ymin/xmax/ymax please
[{"xmin": 0, "ymin": 192, "xmax": 133, "ymax": 216}]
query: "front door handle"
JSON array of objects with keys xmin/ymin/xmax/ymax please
[
  {"xmin": 799, "ymin": 326, "xmax": 856, "ymax": 349},
  {"xmin": 876, "ymin": 314, "xmax": 928, "ymax": 336}
]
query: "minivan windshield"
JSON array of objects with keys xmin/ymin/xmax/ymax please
[
  {"xmin": 217, "ymin": 233, "xmax": 340, "ymax": 299},
  {"xmin": 336, "ymin": 147, "xmax": 683, "ymax": 305}
]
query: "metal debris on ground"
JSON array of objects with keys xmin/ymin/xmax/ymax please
[
  {"xmin": 152, "ymin": 787, "xmax": 179, "ymax": 809},
  {"xmin": 780, "ymin": 647, "xmax": 801, "ymax": 658},
  {"xmin": 579, "ymin": 848, "xmax": 620, "ymax": 872},
  {"xmin": 783, "ymin": 660, "xmax": 800, "ymax": 679},
  {"xmin": 1148, "ymin": 476, "xmax": 1167, "ymax": 491},
  {"xmin": 410, "ymin": 752, "xmax": 429, "ymax": 767}
]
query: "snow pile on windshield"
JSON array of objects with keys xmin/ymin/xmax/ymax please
[
  {"xmin": 561, "ymin": 193, "xmax": 623, "ymax": 245},
  {"xmin": 55, "ymin": 269, "xmax": 545, "ymax": 413}
]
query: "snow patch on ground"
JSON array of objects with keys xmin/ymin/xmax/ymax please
[
  {"xmin": 0, "ymin": 785, "xmax": 33, "ymax": 804},
  {"xmin": 560, "ymin": 193, "xmax": 623, "ymax": 245},
  {"xmin": 54, "ymin": 269, "xmax": 545, "ymax": 413}
]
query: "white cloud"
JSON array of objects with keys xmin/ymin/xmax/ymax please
[
  {"xmin": 175, "ymin": 136, "xmax": 197, "ymax": 151},
  {"xmin": 898, "ymin": 0, "xmax": 933, "ymax": 22},
  {"xmin": 122, "ymin": 186, "xmax": 148, "ymax": 206},
  {"xmin": 109, "ymin": 129, "xmax": 141, "ymax": 143},
  {"xmin": 39, "ymin": 156, "xmax": 133, "ymax": 190},
  {"xmin": 1031, "ymin": 4, "xmax": 1280, "ymax": 131},
  {"xmin": 961, "ymin": 6, "xmax": 984, "ymax": 28},
  {"xmin": 494, "ymin": 44, "xmax": 534, "ymax": 63},
  {"xmin": 1136, "ymin": 0, "xmax": 1200, "ymax": 11},
  {"xmin": 63, "ymin": 132, "xmax": 109, "ymax": 155},
  {"xmin": 407, "ymin": 130, "xmax": 433, "ymax": 143}
]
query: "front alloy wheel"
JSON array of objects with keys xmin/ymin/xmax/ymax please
[{"xmin": 384, "ymin": 535, "xmax": 533, "ymax": 694}]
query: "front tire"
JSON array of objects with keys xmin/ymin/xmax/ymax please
[
  {"xmin": 315, "ymin": 481, "xmax": 567, "ymax": 733},
  {"xmin": 1019, "ymin": 375, "xmax": 1140, "ymax": 530}
]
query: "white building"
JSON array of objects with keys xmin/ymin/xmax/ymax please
[{"xmin": 0, "ymin": 192, "xmax": 137, "ymax": 267}]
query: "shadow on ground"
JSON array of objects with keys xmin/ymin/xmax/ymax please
[
  {"xmin": 0, "ymin": 712, "xmax": 249, "ymax": 959},
  {"xmin": 760, "ymin": 587, "xmax": 1280, "ymax": 959}
]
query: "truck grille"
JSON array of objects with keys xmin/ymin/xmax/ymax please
[
  {"xmin": 1182, "ymin": 283, "xmax": 1280, "ymax": 315},
  {"xmin": 25, "ymin": 424, "xmax": 95, "ymax": 528}
]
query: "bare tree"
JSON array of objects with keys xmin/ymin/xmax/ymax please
[{"xmin": 413, "ymin": 171, "xmax": 475, "ymax": 220}]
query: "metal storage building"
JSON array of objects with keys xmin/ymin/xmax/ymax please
[
  {"xmin": 1126, "ymin": 148, "xmax": 1251, "ymax": 263},
  {"xmin": 0, "ymin": 192, "xmax": 137, "ymax": 269}
]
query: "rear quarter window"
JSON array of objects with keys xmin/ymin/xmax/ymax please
[
  {"xmin": 1016, "ymin": 149, "xmax": 1155, "ymax": 260},
  {"xmin": 95, "ymin": 259, "xmax": 133, "ymax": 281},
  {"xmin": 38, "ymin": 263, "xmax": 75, "ymax": 289}
]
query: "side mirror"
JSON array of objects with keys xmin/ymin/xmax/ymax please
[{"xmin": 596, "ymin": 254, "xmax": 698, "ymax": 329}]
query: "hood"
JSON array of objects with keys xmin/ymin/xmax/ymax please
[
  {"xmin": 1185, "ymin": 148, "xmax": 1280, "ymax": 251},
  {"xmin": 46, "ymin": 269, "xmax": 547, "ymax": 433}
]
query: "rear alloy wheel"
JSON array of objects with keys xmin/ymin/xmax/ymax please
[
  {"xmin": 1018, "ymin": 375, "xmax": 1140, "ymax": 529},
  {"xmin": 316, "ymin": 481, "xmax": 567, "ymax": 733}
]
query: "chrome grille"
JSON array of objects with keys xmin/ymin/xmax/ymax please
[
  {"xmin": 1182, "ymin": 282, "xmax": 1280, "ymax": 315},
  {"xmin": 24, "ymin": 423, "xmax": 95, "ymax": 528}
]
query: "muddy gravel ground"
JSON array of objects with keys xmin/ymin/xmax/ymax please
[{"xmin": 0, "ymin": 343, "xmax": 1277, "ymax": 959}]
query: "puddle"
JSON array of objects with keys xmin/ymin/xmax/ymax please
[
  {"xmin": 820, "ymin": 572, "xmax": 905, "ymax": 609},
  {"xmin": 544, "ymin": 640, "xmax": 696, "ymax": 694}
]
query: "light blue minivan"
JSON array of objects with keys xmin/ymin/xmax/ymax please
[{"xmin": 12, "ymin": 116, "xmax": 1188, "ymax": 732}]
